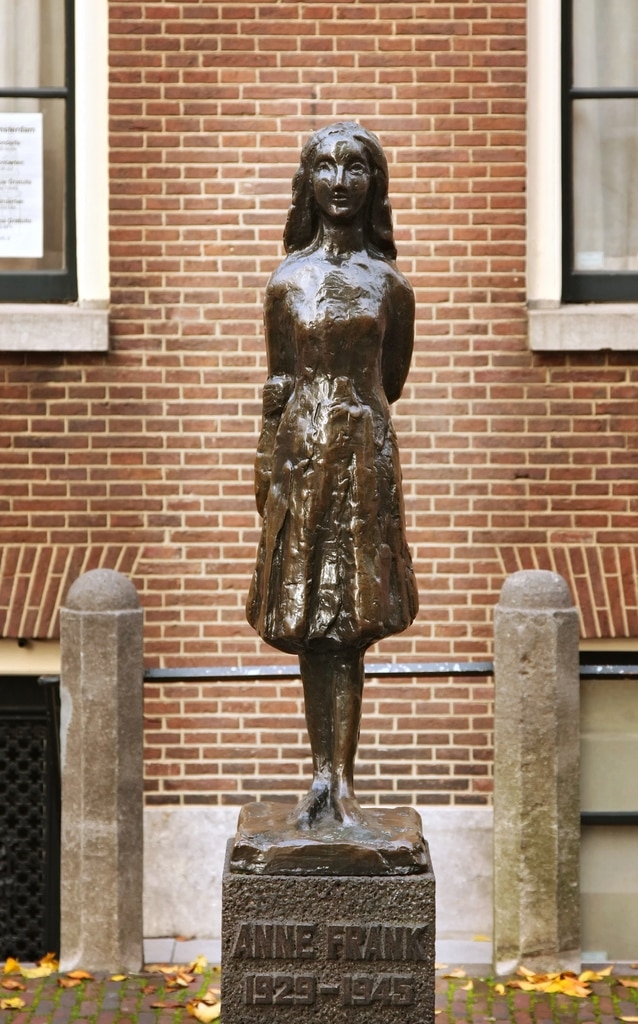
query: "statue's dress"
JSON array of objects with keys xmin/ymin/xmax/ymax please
[{"xmin": 246, "ymin": 254, "xmax": 418, "ymax": 654}]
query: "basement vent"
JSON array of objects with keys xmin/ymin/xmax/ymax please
[{"xmin": 0, "ymin": 677, "xmax": 60, "ymax": 960}]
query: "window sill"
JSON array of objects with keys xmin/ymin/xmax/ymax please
[
  {"xmin": 529, "ymin": 304, "xmax": 638, "ymax": 352},
  {"xmin": 0, "ymin": 303, "xmax": 109, "ymax": 352}
]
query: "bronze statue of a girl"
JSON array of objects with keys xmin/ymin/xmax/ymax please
[{"xmin": 246, "ymin": 122, "xmax": 418, "ymax": 832}]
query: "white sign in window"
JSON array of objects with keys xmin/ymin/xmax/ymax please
[{"xmin": 0, "ymin": 113, "xmax": 44, "ymax": 259}]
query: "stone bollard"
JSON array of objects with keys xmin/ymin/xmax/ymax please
[
  {"xmin": 59, "ymin": 569, "xmax": 144, "ymax": 972},
  {"xmin": 493, "ymin": 570, "xmax": 580, "ymax": 976}
]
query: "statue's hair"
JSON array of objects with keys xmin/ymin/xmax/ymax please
[{"xmin": 283, "ymin": 122, "xmax": 397, "ymax": 260}]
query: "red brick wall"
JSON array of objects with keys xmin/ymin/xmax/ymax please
[
  {"xmin": 143, "ymin": 673, "xmax": 493, "ymax": 808},
  {"xmin": 1, "ymin": 2, "xmax": 636, "ymax": 807}
]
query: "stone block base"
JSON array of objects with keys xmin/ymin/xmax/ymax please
[{"xmin": 222, "ymin": 840, "xmax": 436, "ymax": 1024}]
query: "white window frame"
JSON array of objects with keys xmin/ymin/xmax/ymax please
[
  {"xmin": 0, "ymin": 0, "xmax": 109, "ymax": 352},
  {"xmin": 528, "ymin": 0, "xmax": 638, "ymax": 351}
]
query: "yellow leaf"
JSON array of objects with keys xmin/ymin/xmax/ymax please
[
  {"xmin": 580, "ymin": 967, "xmax": 613, "ymax": 982},
  {"xmin": 619, "ymin": 979, "xmax": 638, "ymax": 989},
  {"xmin": 0, "ymin": 982, "xmax": 24, "ymax": 993},
  {"xmin": 619, "ymin": 1017, "xmax": 638, "ymax": 1022},
  {"xmin": 461, "ymin": 980, "xmax": 474, "ymax": 991},
  {"xmin": 37, "ymin": 954, "xmax": 59, "ymax": 969},
  {"xmin": 517, "ymin": 965, "xmax": 537, "ymax": 978},
  {"xmin": 509, "ymin": 980, "xmax": 536, "ymax": 992},
  {"xmin": 2, "ymin": 962, "xmax": 20, "ymax": 977},
  {"xmin": 20, "ymin": 965, "xmax": 54, "ymax": 979},
  {"xmin": 473, "ymin": 935, "xmax": 491, "ymax": 942},
  {"xmin": 557, "ymin": 979, "xmax": 591, "ymax": 998},
  {"xmin": 165, "ymin": 972, "xmax": 194, "ymax": 989},
  {"xmin": 186, "ymin": 1000, "xmax": 221, "ymax": 1023},
  {"xmin": 494, "ymin": 983, "xmax": 505, "ymax": 995},
  {"xmin": 0, "ymin": 997, "xmax": 25, "ymax": 1010},
  {"xmin": 109, "ymin": 975, "xmax": 127, "ymax": 982},
  {"xmin": 435, "ymin": 963, "xmax": 448, "ymax": 970},
  {"xmin": 443, "ymin": 968, "xmax": 466, "ymax": 979},
  {"xmin": 189, "ymin": 956, "xmax": 208, "ymax": 975}
]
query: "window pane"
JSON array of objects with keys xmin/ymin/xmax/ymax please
[
  {"xmin": 0, "ymin": 98, "xmax": 66, "ymax": 272},
  {"xmin": 573, "ymin": 0, "xmax": 638, "ymax": 88},
  {"xmin": 572, "ymin": 99, "xmax": 638, "ymax": 271},
  {"xmin": 0, "ymin": 0, "xmax": 66, "ymax": 88},
  {"xmin": 581, "ymin": 678, "xmax": 638, "ymax": 812},
  {"xmin": 581, "ymin": 826, "xmax": 638, "ymax": 960}
]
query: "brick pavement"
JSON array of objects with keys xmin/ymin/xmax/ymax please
[{"xmin": 1, "ymin": 965, "xmax": 637, "ymax": 1024}]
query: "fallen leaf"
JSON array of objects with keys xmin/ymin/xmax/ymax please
[
  {"xmin": 186, "ymin": 999, "xmax": 221, "ymax": 1023},
  {"xmin": 508, "ymin": 970, "xmax": 593, "ymax": 998},
  {"xmin": 37, "ymin": 954, "xmax": 59, "ymax": 969},
  {"xmin": 142, "ymin": 985, "xmax": 158, "ymax": 995},
  {"xmin": 0, "ymin": 982, "xmax": 24, "ymax": 993},
  {"xmin": 443, "ymin": 968, "xmax": 466, "ymax": 979},
  {"xmin": 66, "ymin": 970, "xmax": 94, "ymax": 981},
  {"xmin": 473, "ymin": 935, "xmax": 491, "ymax": 942},
  {"xmin": 580, "ymin": 968, "xmax": 613, "ymax": 982},
  {"xmin": 21, "ymin": 965, "xmax": 54, "ymax": 979},
  {"xmin": 166, "ymin": 972, "xmax": 195, "ymax": 989},
  {"xmin": 507, "ymin": 979, "xmax": 536, "ymax": 992},
  {"xmin": 189, "ymin": 956, "xmax": 208, "ymax": 975},
  {"xmin": 145, "ymin": 964, "xmax": 188, "ymax": 976},
  {"xmin": 150, "ymin": 1002, "xmax": 183, "ymax": 1010},
  {"xmin": 461, "ymin": 980, "xmax": 474, "ymax": 991},
  {"xmin": 619, "ymin": 979, "xmax": 638, "ymax": 989},
  {"xmin": 618, "ymin": 1017, "xmax": 638, "ymax": 1022},
  {"xmin": 0, "ymin": 997, "xmax": 25, "ymax": 1010},
  {"xmin": 517, "ymin": 965, "xmax": 536, "ymax": 978},
  {"xmin": 2, "ymin": 962, "xmax": 20, "ymax": 977},
  {"xmin": 435, "ymin": 963, "xmax": 449, "ymax": 970},
  {"xmin": 494, "ymin": 983, "xmax": 505, "ymax": 995},
  {"xmin": 109, "ymin": 975, "xmax": 127, "ymax": 982},
  {"xmin": 559, "ymin": 978, "xmax": 592, "ymax": 998},
  {"xmin": 58, "ymin": 978, "xmax": 82, "ymax": 989}
]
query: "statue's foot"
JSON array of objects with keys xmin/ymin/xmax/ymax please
[
  {"xmin": 288, "ymin": 784, "xmax": 329, "ymax": 829},
  {"xmin": 330, "ymin": 792, "xmax": 368, "ymax": 829}
]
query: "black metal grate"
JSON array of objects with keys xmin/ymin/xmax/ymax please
[{"xmin": 0, "ymin": 679, "xmax": 60, "ymax": 960}]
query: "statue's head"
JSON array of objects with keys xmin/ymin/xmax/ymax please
[{"xmin": 283, "ymin": 122, "xmax": 397, "ymax": 260}]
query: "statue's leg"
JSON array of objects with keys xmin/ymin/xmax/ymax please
[
  {"xmin": 330, "ymin": 646, "xmax": 367, "ymax": 826},
  {"xmin": 288, "ymin": 649, "xmax": 333, "ymax": 827}
]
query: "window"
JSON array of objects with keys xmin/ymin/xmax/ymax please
[
  {"xmin": 0, "ymin": 0, "xmax": 76, "ymax": 302},
  {"xmin": 0, "ymin": 0, "xmax": 108, "ymax": 351},
  {"xmin": 562, "ymin": 0, "xmax": 638, "ymax": 303},
  {"xmin": 527, "ymin": 0, "xmax": 638, "ymax": 351}
]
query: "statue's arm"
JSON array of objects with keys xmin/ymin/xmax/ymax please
[
  {"xmin": 381, "ymin": 275, "xmax": 415, "ymax": 405},
  {"xmin": 254, "ymin": 279, "xmax": 295, "ymax": 516}
]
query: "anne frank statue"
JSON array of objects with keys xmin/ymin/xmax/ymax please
[{"xmin": 245, "ymin": 122, "xmax": 419, "ymax": 847}]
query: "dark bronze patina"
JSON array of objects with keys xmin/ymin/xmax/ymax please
[{"xmin": 238, "ymin": 123, "xmax": 421, "ymax": 873}]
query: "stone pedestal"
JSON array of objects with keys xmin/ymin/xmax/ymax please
[
  {"xmin": 493, "ymin": 570, "xmax": 580, "ymax": 975},
  {"xmin": 222, "ymin": 828, "xmax": 436, "ymax": 1024}
]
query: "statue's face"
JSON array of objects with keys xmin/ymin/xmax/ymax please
[{"xmin": 311, "ymin": 135, "xmax": 371, "ymax": 222}]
